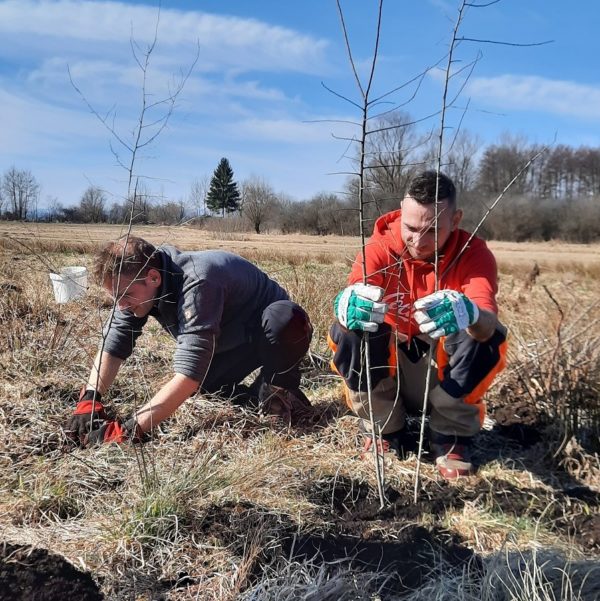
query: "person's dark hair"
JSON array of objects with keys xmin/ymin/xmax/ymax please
[
  {"xmin": 93, "ymin": 236, "xmax": 161, "ymax": 285},
  {"xmin": 406, "ymin": 170, "xmax": 456, "ymax": 206}
]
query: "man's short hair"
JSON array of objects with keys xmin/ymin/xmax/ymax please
[
  {"xmin": 93, "ymin": 236, "xmax": 161, "ymax": 285},
  {"xmin": 406, "ymin": 170, "xmax": 456, "ymax": 206}
]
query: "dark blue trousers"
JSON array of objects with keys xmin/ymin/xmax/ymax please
[{"xmin": 201, "ymin": 300, "xmax": 312, "ymax": 393}]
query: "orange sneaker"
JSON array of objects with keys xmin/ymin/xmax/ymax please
[
  {"xmin": 430, "ymin": 435, "xmax": 474, "ymax": 479},
  {"xmin": 361, "ymin": 430, "xmax": 405, "ymax": 460}
]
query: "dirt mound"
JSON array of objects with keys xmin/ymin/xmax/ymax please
[
  {"xmin": 306, "ymin": 470, "xmax": 600, "ymax": 553},
  {"xmin": 198, "ymin": 501, "xmax": 477, "ymax": 596},
  {"xmin": 306, "ymin": 474, "xmax": 462, "ymax": 527},
  {"xmin": 0, "ymin": 543, "xmax": 103, "ymax": 601}
]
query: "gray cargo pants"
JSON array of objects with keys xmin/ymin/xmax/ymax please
[{"xmin": 328, "ymin": 321, "xmax": 507, "ymax": 438}]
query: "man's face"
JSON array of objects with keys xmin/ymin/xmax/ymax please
[
  {"xmin": 400, "ymin": 195, "xmax": 462, "ymax": 261},
  {"xmin": 105, "ymin": 269, "xmax": 161, "ymax": 317}
]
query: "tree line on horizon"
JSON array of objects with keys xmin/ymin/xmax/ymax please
[{"xmin": 2, "ymin": 127, "xmax": 600, "ymax": 243}]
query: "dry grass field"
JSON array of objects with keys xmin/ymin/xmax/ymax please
[
  {"xmin": 0, "ymin": 222, "xmax": 599, "ymax": 600},
  {"xmin": 2, "ymin": 221, "xmax": 600, "ymax": 271}
]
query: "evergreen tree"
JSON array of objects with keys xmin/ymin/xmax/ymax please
[{"xmin": 206, "ymin": 157, "xmax": 241, "ymax": 216}]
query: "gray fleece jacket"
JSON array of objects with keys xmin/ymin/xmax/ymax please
[{"xmin": 102, "ymin": 246, "xmax": 289, "ymax": 382}]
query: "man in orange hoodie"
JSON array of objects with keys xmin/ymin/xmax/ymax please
[{"xmin": 329, "ymin": 170, "xmax": 507, "ymax": 479}]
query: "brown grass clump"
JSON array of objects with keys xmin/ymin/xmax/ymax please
[
  {"xmin": 0, "ymin": 232, "xmax": 598, "ymax": 599},
  {"xmin": 491, "ymin": 268, "xmax": 600, "ymax": 486}
]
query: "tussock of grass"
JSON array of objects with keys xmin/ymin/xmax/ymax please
[
  {"xmin": 13, "ymin": 473, "xmax": 83, "ymax": 524},
  {"xmin": 444, "ymin": 500, "xmax": 558, "ymax": 552},
  {"xmin": 241, "ymin": 560, "xmax": 390, "ymax": 600},
  {"xmin": 242, "ymin": 548, "xmax": 600, "ymax": 601},
  {"xmin": 405, "ymin": 549, "xmax": 600, "ymax": 601}
]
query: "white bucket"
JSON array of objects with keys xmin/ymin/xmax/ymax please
[{"xmin": 49, "ymin": 266, "xmax": 88, "ymax": 303}]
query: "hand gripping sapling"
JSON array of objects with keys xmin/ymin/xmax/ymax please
[
  {"xmin": 414, "ymin": 290, "xmax": 479, "ymax": 339},
  {"xmin": 334, "ymin": 284, "xmax": 388, "ymax": 333}
]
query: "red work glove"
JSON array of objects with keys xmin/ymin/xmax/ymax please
[
  {"xmin": 84, "ymin": 418, "xmax": 143, "ymax": 447},
  {"xmin": 64, "ymin": 389, "xmax": 106, "ymax": 443}
]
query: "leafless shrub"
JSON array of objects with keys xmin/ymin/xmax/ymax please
[
  {"xmin": 0, "ymin": 167, "xmax": 40, "ymax": 220},
  {"xmin": 491, "ymin": 281, "xmax": 600, "ymax": 480},
  {"xmin": 241, "ymin": 177, "xmax": 277, "ymax": 234}
]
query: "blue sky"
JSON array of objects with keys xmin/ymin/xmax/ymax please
[{"xmin": 1, "ymin": 0, "xmax": 599, "ymax": 208}]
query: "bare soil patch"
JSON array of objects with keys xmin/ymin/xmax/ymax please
[
  {"xmin": 0, "ymin": 543, "xmax": 103, "ymax": 601},
  {"xmin": 195, "ymin": 500, "xmax": 477, "ymax": 596}
]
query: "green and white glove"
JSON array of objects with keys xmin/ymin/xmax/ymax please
[
  {"xmin": 334, "ymin": 284, "xmax": 388, "ymax": 333},
  {"xmin": 413, "ymin": 290, "xmax": 479, "ymax": 339}
]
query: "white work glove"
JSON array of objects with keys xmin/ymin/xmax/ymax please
[
  {"xmin": 334, "ymin": 284, "xmax": 388, "ymax": 333},
  {"xmin": 413, "ymin": 290, "xmax": 479, "ymax": 339}
]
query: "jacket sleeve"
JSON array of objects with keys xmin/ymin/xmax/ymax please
[
  {"xmin": 458, "ymin": 245, "xmax": 499, "ymax": 314},
  {"xmin": 101, "ymin": 310, "xmax": 148, "ymax": 360},
  {"xmin": 172, "ymin": 279, "xmax": 224, "ymax": 383},
  {"xmin": 347, "ymin": 239, "xmax": 392, "ymax": 287}
]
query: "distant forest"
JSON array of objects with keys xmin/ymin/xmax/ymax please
[{"xmin": 2, "ymin": 125, "xmax": 600, "ymax": 243}]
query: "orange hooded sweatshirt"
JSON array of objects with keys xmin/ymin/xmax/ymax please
[{"xmin": 348, "ymin": 209, "xmax": 498, "ymax": 340}]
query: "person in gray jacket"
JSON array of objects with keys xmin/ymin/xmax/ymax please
[{"xmin": 65, "ymin": 235, "xmax": 313, "ymax": 445}]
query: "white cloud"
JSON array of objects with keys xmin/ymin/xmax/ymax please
[
  {"xmin": 185, "ymin": 77, "xmax": 289, "ymax": 103},
  {"xmin": 229, "ymin": 118, "xmax": 333, "ymax": 144},
  {"xmin": 26, "ymin": 56, "xmax": 290, "ymax": 111},
  {"xmin": 0, "ymin": 0, "xmax": 329, "ymax": 74},
  {"xmin": 0, "ymin": 1, "xmax": 349, "ymax": 202},
  {"xmin": 0, "ymin": 86, "xmax": 105, "ymax": 155},
  {"xmin": 28, "ymin": 57, "xmax": 141, "ymax": 90},
  {"xmin": 467, "ymin": 74, "xmax": 600, "ymax": 121}
]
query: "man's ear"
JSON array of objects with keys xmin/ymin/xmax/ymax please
[
  {"xmin": 147, "ymin": 268, "xmax": 162, "ymax": 288},
  {"xmin": 452, "ymin": 208, "xmax": 463, "ymax": 231}
]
